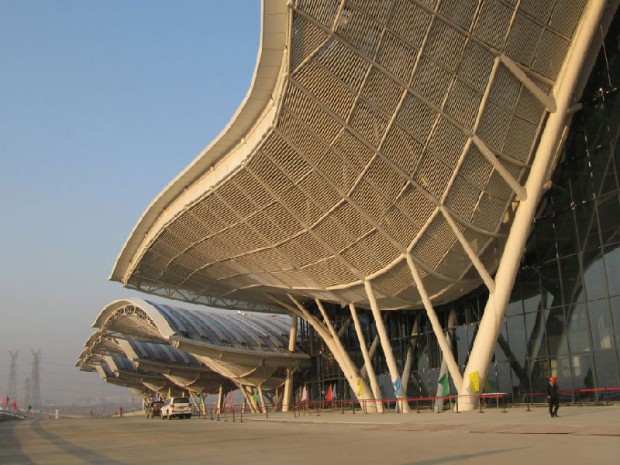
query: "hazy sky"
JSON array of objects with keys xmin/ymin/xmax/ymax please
[{"xmin": 0, "ymin": 1, "xmax": 259, "ymax": 404}]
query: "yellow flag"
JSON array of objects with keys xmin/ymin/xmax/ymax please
[
  {"xmin": 167, "ymin": 386, "xmax": 172, "ymax": 399},
  {"xmin": 468, "ymin": 371, "xmax": 480, "ymax": 394},
  {"xmin": 357, "ymin": 378, "xmax": 364, "ymax": 397}
]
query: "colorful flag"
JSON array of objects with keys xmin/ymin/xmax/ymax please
[
  {"xmin": 393, "ymin": 378, "xmax": 402, "ymax": 397},
  {"xmin": 438, "ymin": 373, "xmax": 449, "ymax": 396},
  {"xmin": 468, "ymin": 371, "xmax": 480, "ymax": 394},
  {"xmin": 167, "ymin": 386, "xmax": 171, "ymax": 399},
  {"xmin": 325, "ymin": 384, "xmax": 333, "ymax": 402},
  {"xmin": 357, "ymin": 378, "xmax": 364, "ymax": 397}
]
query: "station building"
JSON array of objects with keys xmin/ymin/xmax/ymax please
[{"xmin": 81, "ymin": 0, "xmax": 620, "ymax": 411}]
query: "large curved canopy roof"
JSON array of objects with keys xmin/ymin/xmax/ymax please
[
  {"xmin": 89, "ymin": 299, "xmax": 309, "ymax": 390},
  {"xmin": 112, "ymin": 0, "xmax": 592, "ymax": 311}
]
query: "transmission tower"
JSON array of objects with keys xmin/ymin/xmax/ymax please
[
  {"xmin": 31, "ymin": 350, "xmax": 42, "ymax": 418},
  {"xmin": 24, "ymin": 377, "xmax": 31, "ymax": 410},
  {"xmin": 6, "ymin": 351, "xmax": 18, "ymax": 409}
]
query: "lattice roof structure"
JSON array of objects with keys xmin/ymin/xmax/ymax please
[{"xmin": 111, "ymin": 0, "xmax": 593, "ymax": 312}]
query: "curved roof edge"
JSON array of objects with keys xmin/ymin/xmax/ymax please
[
  {"xmin": 110, "ymin": 0, "xmax": 289, "ymax": 283},
  {"xmin": 93, "ymin": 298, "xmax": 176, "ymax": 338}
]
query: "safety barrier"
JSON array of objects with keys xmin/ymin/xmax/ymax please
[{"xmin": 190, "ymin": 387, "xmax": 618, "ymax": 421}]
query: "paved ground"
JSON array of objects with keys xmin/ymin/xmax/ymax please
[{"xmin": 1, "ymin": 405, "xmax": 618, "ymax": 464}]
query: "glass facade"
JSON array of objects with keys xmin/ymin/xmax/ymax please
[{"xmin": 301, "ymin": 11, "xmax": 620, "ymax": 406}]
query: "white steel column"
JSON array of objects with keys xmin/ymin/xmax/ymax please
[
  {"xmin": 349, "ymin": 303, "xmax": 384, "ymax": 413},
  {"xmin": 401, "ymin": 314, "xmax": 419, "ymax": 395},
  {"xmin": 364, "ymin": 280, "xmax": 410, "ymax": 413},
  {"xmin": 216, "ymin": 384, "xmax": 223, "ymax": 415},
  {"xmin": 405, "ymin": 254, "xmax": 463, "ymax": 389},
  {"xmin": 434, "ymin": 310, "xmax": 457, "ymax": 413},
  {"xmin": 282, "ymin": 315, "xmax": 298, "ymax": 413},
  {"xmin": 460, "ymin": 0, "xmax": 607, "ymax": 410}
]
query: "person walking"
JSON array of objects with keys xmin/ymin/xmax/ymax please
[{"xmin": 547, "ymin": 376, "xmax": 559, "ymax": 417}]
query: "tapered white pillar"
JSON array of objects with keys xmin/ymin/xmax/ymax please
[
  {"xmin": 349, "ymin": 303, "xmax": 384, "ymax": 413},
  {"xmin": 460, "ymin": 0, "xmax": 607, "ymax": 410},
  {"xmin": 282, "ymin": 315, "xmax": 298, "ymax": 413},
  {"xmin": 406, "ymin": 254, "xmax": 463, "ymax": 389},
  {"xmin": 364, "ymin": 281, "xmax": 410, "ymax": 413}
]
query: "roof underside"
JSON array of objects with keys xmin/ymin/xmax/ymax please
[{"xmin": 112, "ymin": 0, "xmax": 592, "ymax": 311}]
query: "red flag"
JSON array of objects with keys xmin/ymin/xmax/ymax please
[
  {"xmin": 325, "ymin": 384, "xmax": 333, "ymax": 402},
  {"xmin": 4, "ymin": 396, "xmax": 8, "ymax": 408},
  {"xmin": 12, "ymin": 400, "xmax": 17, "ymax": 410}
]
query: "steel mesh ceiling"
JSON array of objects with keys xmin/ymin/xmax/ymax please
[{"xmin": 121, "ymin": 0, "xmax": 587, "ymax": 311}]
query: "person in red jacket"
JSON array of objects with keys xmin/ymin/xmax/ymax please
[{"xmin": 547, "ymin": 377, "xmax": 560, "ymax": 417}]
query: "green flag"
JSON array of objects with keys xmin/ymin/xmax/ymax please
[{"xmin": 439, "ymin": 373, "xmax": 449, "ymax": 396}]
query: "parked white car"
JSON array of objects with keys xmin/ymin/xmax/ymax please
[{"xmin": 160, "ymin": 397, "xmax": 192, "ymax": 420}]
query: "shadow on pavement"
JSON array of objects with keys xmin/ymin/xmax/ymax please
[
  {"xmin": 30, "ymin": 421, "xmax": 126, "ymax": 465},
  {"xmin": 402, "ymin": 446, "xmax": 527, "ymax": 465},
  {"xmin": 0, "ymin": 420, "xmax": 36, "ymax": 465}
]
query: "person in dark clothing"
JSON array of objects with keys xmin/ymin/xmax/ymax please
[{"xmin": 547, "ymin": 376, "xmax": 559, "ymax": 417}]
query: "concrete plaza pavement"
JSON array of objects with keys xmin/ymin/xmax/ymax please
[{"xmin": 1, "ymin": 405, "xmax": 618, "ymax": 464}]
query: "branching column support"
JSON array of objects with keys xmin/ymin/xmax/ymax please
[
  {"xmin": 315, "ymin": 299, "xmax": 353, "ymax": 374},
  {"xmin": 471, "ymin": 136, "xmax": 528, "ymax": 201},
  {"xmin": 257, "ymin": 386, "xmax": 266, "ymax": 414},
  {"xmin": 242, "ymin": 386, "xmax": 260, "ymax": 414},
  {"xmin": 364, "ymin": 280, "xmax": 410, "ymax": 413},
  {"xmin": 405, "ymin": 255, "xmax": 463, "ymax": 390},
  {"xmin": 274, "ymin": 294, "xmax": 378, "ymax": 412},
  {"xmin": 349, "ymin": 303, "xmax": 384, "ymax": 413},
  {"xmin": 282, "ymin": 315, "xmax": 298, "ymax": 413},
  {"xmin": 439, "ymin": 207, "xmax": 496, "ymax": 294},
  {"xmin": 460, "ymin": 0, "xmax": 606, "ymax": 410},
  {"xmin": 360, "ymin": 330, "xmax": 381, "ymax": 377}
]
